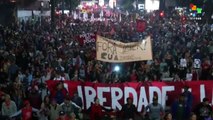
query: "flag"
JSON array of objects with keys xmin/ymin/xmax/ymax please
[{"xmin": 136, "ymin": 19, "xmax": 146, "ymax": 32}]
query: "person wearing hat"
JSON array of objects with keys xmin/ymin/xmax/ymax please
[
  {"xmin": 144, "ymin": 96, "xmax": 164, "ymax": 120},
  {"xmin": 10, "ymin": 100, "xmax": 39, "ymax": 120},
  {"xmin": 194, "ymin": 97, "xmax": 212, "ymax": 120}
]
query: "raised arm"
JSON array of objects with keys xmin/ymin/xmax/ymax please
[
  {"xmin": 32, "ymin": 107, "xmax": 39, "ymax": 112},
  {"xmin": 10, "ymin": 110, "xmax": 22, "ymax": 118}
]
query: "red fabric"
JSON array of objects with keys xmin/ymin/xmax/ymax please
[
  {"xmin": 90, "ymin": 104, "xmax": 103, "ymax": 120},
  {"xmin": 46, "ymin": 80, "xmax": 213, "ymax": 111},
  {"xmin": 22, "ymin": 107, "xmax": 33, "ymax": 120},
  {"xmin": 192, "ymin": 71, "xmax": 198, "ymax": 81}
]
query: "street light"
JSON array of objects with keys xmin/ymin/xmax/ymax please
[
  {"xmin": 40, "ymin": 1, "xmax": 44, "ymax": 14},
  {"xmin": 40, "ymin": 1, "xmax": 44, "ymax": 24}
]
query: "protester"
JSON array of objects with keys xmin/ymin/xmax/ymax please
[
  {"xmin": 10, "ymin": 100, "xmax": 39, "ymax": 120},
  {"xmin": 88, "ymin": 97, "xmax": 115, "ymax": 120},
  {"xmin": 1, "ymin": 94, "xmax": 17, "ymax": 117},
  {"xmin": 56, "ymin": 111, "xmax": 75, "ymax": 120},
  {"xmin": 121, "ymin": 97, "xmax": 137, "ymax": 120},
  {"xmin": 164, "ymin": 112, "xmax": 173, "ymax": 120},
  {"xmin": 52, "ymin": 81, "xmax": 68, "ymax": 104},
  {"xmin": 49, "ymin": 99, "xmax": 61, "ymax": 120},
  {"xmin": 0, "ymin": 5, "xmax": 212, "ymax": 120},
  {"xmin": 60, "ymin": 95, "xmax": 81, "ymax": 119},
  {"xmin": 38, "ymin": 95, "xmax": 51, "ymax": 120},
  {"xmin": 189, "ymin": 113, "xmax": 197, "ymax": 120},
  {"xmin": 144, "ymin": 96, "xmax": 164, "ymax": 120},
  {"xmin": 182, "ymin": 86, "xmax": 193, "ymax": 112},
  {"xmin": 72, "ymin": 92, "xmax": 83, "ymax": 119},
  {"xmin": 194, "ymin": 98, "xmax": 212, "ymax": 120},
  {"xmin": 171, "ymin": 94, "xmax": 189, "ymax": 120}
]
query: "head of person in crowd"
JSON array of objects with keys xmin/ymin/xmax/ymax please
[
  {"xmin": 94, "ymin": 97, "xmax": 100, "ymax": 105},
  {"xmin": 127, "ymin": 97, "xmax": 133, "ymax": 105},
  {"xmin": 64, "ymin": 95, "xmax": 71, "ymax": 105},
  {"xmin": 4, "ymin": 94, "xmax": 11, "ymax": 102},
  {"xmin": 153, "ymin": 96, "xmax": 158, "ymax": 105},
  {"xmin": 179, "ymin": 94, "xmax": 185, "ymax": 103},
  {"xmin": 30, "ymin": 84, "xmax": 39, "ymax": 94},
  {"xmin": 43, "ymin": 95, "xmax": 50, "ymax": 105},
  {"xmin": 183, "ymin": 86, "xmax": 190, "ymax": 92},
  {"xmin": 164, "ymin": 112, "xmax": 172, "ymax": 120},
  {"xmin": 56, "ymin": 81, "xmax": 64, "ymax": 90},
  {"xmin": 202, "ymin": 98, "xmax": 210, "ymax": 106},
  {"xmin": 189, "ymin": 113, "xmax": 197, "ymax": 120},
  {"xmin": 51, "ymin": 98, "xmax": 57, "ymax": 106},
  {"xmin": 23, "ymin": 100, "xmax": 31, "ymax": 108}
]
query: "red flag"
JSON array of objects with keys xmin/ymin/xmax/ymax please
[{"xmin": 136, "ymin": 20, "xmax": 146, "ymax": 32}]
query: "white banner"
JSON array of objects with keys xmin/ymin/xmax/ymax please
[{"xmin": 96, "ymin": 35, "xmax": 153, "ymax": 62}]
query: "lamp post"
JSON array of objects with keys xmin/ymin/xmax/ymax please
[
  {"xmin": 50, "ymin": 0, "xmax": 56, "ymax": 30},
  {"xmin": 62, "ymin": 0, "xmax": 65, "ymax": 16},
  {"xmin": 40, "ymin": 1, "xmax": 44, "ymax": 24},
  {"xmin": 41, "ymin": 1, "xmax": 44, "ymax": 13}
]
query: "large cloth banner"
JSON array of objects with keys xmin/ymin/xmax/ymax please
[
  {"xmin": 96, "ymin": 35, "xmax": 153, "ymax": 63},
  {"xmin": 46, "ymin": 80, "xmax": 213, "ymax": 112},
  {"xmin": 76, "ymin": 33, "xmax": 96, "ymax": 46}
]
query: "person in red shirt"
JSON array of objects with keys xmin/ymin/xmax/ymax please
[
  {"xmin": 10, "ymin": 100, "xmax": 39, "ymax": 120},
  {"xmin": 88, "ymin": 98, "xmax": 115, "ymax": 120}
]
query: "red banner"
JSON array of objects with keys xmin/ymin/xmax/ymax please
[
  {"xmin": 136, "ymin": 20, "xmax": 146, "ymax": 32},
  {"xmin": 76, "ymin": 33, "xmax": 96, "ymax": 46},
  {"xmin": 46, "ymin": 81, "xmax": 213, "ymax": 112}
]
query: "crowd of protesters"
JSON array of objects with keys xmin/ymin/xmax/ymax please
[{"xmin": 0, "ymin": 8, "xmax": 212, "ymax": 119}]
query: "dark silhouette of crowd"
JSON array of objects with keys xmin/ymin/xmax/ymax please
[{"xmin": 0, "ymin": 8, "xmax": 212, "ymax": 120}]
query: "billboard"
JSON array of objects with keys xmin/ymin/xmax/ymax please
[{"xmin": 145, "ymin": 0, "xmax": 160, "ymax": 12}]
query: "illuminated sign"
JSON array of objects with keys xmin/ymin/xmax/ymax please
[{"xmin": 189, "ymin": 3, "xmax": 202, "ymax": 14}]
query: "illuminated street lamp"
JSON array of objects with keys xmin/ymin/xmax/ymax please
[{"xmin": 41, "ymin": 1, "xmax": 44, "ymax": 14}]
